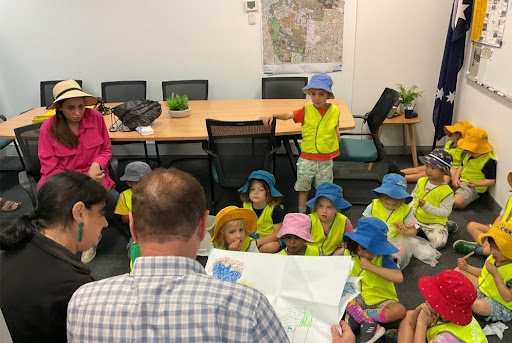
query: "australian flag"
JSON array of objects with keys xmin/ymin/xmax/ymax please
[{"xmin": 433, "ymin": 0, "xmax": 473, "ymax": 141}]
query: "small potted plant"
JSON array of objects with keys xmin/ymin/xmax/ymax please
[
  {"xmin": 397, "ymin": 84, "xmax": 423, "ymax": 119},
  {"xmin": 166, "ymin": 93, "xmax": 191, "ymax": 118}
]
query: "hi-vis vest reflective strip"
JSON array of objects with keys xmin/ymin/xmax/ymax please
[
  {"xmin": 345, "ymin": 251, "xmax": 399, "ymax": 306},
  {"xmin": 502, "ymin": 196, "xmax": 512, "ymax": 223},
  {"xmin": 309, "ymin": 212, "xmax": 347, "ymax": 256},
  {"xmin": 460, "ymin": 151, "xmax": 496, "ymax": 193},
  {"xmin": 300, "ymin": 104, "xmax": 340, "ymax": 154},
  {"xmin": 478, "ymin": 255, "xmax": 512, "ymax": 310},
  {"xmin": 444, "ymin": 140, "xmax": 464, "ymax": 168},
  {"xmin": 243, "ymin": 202, "xmax": 275, "ymax": 237},
  {"xmin": 277, "ymin": 245, "xmax": 320, "ymax": 256},
  {"xmin": 426, "ymin": 317, "xmax": 487, "ymax": 343},
  {"xmin": 371, "ymin": 199, "xmax": 411, "ymax": 238},
  {"xmin": 413, "ymin": 177, "xmax": 453, "ymax": 225}
]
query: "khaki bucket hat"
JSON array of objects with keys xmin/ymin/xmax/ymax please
[{"xmin": 46, "ymin": 79, "xmax": 98, "ymax": 110}]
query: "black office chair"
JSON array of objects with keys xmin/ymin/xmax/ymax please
[
  {"xmin": 262, "ymin": 76, "xmax": 308, "ymax": 175},
  {"xmin": 40, "ymin": 80, "xmax": 83, "ymax": 107},
  {"xmin": 202, "ymin": 118, "xmax": 280, "ymax": 212},
  {"xmin": 0, "ymin": 115, "xmax": 24, "ymax": 171}
]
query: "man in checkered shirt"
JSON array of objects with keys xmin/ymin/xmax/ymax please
[{"xmin": 67, "ymin": 168, "xmax": 289, "ymax": 342}]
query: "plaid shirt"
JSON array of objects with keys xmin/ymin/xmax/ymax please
[{"xmin": 67, "ymin": 256, "xmax": 288, "ymax": 342}]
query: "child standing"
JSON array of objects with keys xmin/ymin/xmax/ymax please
[
  {"xmin": 276, "ymin": 213, "xmax": 320, "ymax": 256},
  {"xmin": 211, "ymin": 206, "xmax": 259, "ymax": 252},
  {"xmin": 307, "ymin": 182, "xmax": 352, "ymax": 256},
  {"xmin": 411, "ymin": 149, "xmax": 455, "ymax": 249},
  {"xmin": 261, "ymin": 74, "xmax": 340, "ymax": 214},
  {"xmin": 452, "ymin": 127, "xmax": 497, "ymax": 209},
  {"xmin": 456, "ymin": 221, "xmax": 512, "ymax": 323},
  {"xmin": 238, "ymin": 170, "xmax": 285, "ymax": 253},
  {"xmin": 398, "ymin": 270, "xmax": 487, "ymax": 343}
]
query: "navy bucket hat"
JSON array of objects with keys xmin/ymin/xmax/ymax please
[
  {"xmin": 238, "ymin": 170, "xmax": 283, "ymax": 198},
  {"xmin": 303, "ymin": 74, "xmax": 334, "ymax": 98},
  {"xmin": 306, "ymin": 182, "xmax": 351, "ymax": 211},
  {"xmin": 345, "ymin": 217, "xmax": 399, "ymax": 256},
  {"xmin": 372, "ymin": 173, "xmax": 412, "ymax": 204},
  {"xmin": 419, "ymin": 149, "xmax": 453, "ymax": 175}
]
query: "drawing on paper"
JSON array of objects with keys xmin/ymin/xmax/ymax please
[{"xmin": 210, "ymin": 257, "xmax": 245, "ymax": 283}]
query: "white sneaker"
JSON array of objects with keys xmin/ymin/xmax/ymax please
[{"xmin": 81, "ymin": 246, "xmax": 97, "ymax": 264}]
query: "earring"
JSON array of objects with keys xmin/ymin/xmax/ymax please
[{"xmin": 77, "ymin": 222, "xmax": 84, "ymax": 242}]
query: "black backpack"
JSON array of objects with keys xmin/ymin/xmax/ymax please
[{"xmin": 112, "ymin": 99, "xmax": 162, "ymax": 130}]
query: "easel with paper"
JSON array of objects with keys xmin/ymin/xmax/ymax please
[{"xmin": 205, "ymin": 249, "xmax": 357, "ymax": 343}]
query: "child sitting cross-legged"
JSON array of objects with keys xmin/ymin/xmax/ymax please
[
  {"xmin": 211, "ymin": 206, "xmax": 259, "ymax": 252},
  {"xmin": 456, "ymin": 221, "xmax": 512, "ymax": 323},
  {"xmin": 276, "ymin": 213, "xmax": 320, "ymax": 256},
  {"xmin": 307, "ymin": 182, "xmax": 353, "ymax": 256}
]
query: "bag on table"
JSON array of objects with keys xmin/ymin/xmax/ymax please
[{"xmin": 112, "ymin": 99, "xmax": 162, "ymax": 130}]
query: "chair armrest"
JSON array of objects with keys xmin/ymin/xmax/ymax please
[
  {"xmin": 352, "ymin": 112, "xmax": 369, "ymax": 121},
  {"xmin": 108, "ymin": 157, "xmax": 119, "ymax": 186},
  {"xmin": 18, "ymin": 171, "xmax": 38, "ymax": 208},
  {"xmin": 201, "ymin": 141, "xmax": 219, "ymax": 158}
]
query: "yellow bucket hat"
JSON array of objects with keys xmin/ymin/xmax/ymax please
[
  {"xmin": 478, "ymin": 222, "xmax": 512, "ymax": 259},
  {"xmin": 456, "ymin": 128, "xmax": 493, "ymax": 154},
  {"xmin": 210, "ymin": 206, "xmax": 257, "ymax": 242},
  {"xmin": 47, "ymin": 79, "xmax": 98, "ymax": 110},
  {"xmin": 444, "ymin": 120, "xmax": 473, "ymax": 137}
]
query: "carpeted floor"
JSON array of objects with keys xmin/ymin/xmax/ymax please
[{"xmin": 0, "ymin": 153, "xmax": 508, "ymax": 342}]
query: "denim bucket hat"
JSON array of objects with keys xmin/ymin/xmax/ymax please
[
  {"xmin": 238, "ymin": 170, "xmax": 283, "ymax": 198},
  {"xmin": 120, "ymin": 161, "xmax": 152, "ymax": 182},
  {"xmin": 372, "ymin": 173, "xmax": 412, "ymax": 204},
  {"xmin": 306, "ymin": 182, "xmax": 351, "ymax": 211},
  {"xmin": 419, "ymin": 149, "xmax": 453, "ymax": 175},
  {"xmin": 302, "ymin": 74, "xmax": 334, "ymax": 98},
  {"xmin": 345, "ymin": 217, "xmax": 399, "ymax": 255}
]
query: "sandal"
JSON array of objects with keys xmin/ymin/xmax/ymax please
[{"xmin": 0, "ymin": 197, "xmax": 22, "ymax": 212}]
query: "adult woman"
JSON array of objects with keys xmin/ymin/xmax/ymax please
[{"xmin": 0, "ymin": 171, "xmax": 108, "ymax": 343}]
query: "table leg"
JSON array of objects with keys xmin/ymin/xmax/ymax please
[
  {"xmin": 402, "ymin": 124, "xmax": 407, "ymax": 155},
  {"xmin": 408, "ymin": 124, "xmax": 418, "ymax": 167}
]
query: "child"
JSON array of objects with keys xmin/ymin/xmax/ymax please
[
  {"xmin": 455, "ymin": 171, "xmax": 512, "ymax": 256},
  {"xmin": 398, "ymin": 270, "xmax": 487, "ymax": 342},
  {"xmin": 456, "ymin": 221, "xmax": 512, "ymax": 323},
  {"xmin": 411, "ymin": 149, "xmax": 455, "ymax": 249},
  {"xmin": 276, "ymin": 213, "xmax": 320, "ymax": 256},
  {"xmin": 343, "ymin": 217, "xmax": 406, "ymax": 338},
  {"xmin": 261, "ymin": 74, "xmax": 340, "ymax": 214},
  {"xmin": 306, "ymin": 182, "xmax": 352, "ymax": 256},
  {"xmin": 401, "ymin": 120, "xmax": 472, "ymax": 183},
  {"xmin": 238, "ymin": 170, "xmax": 285, "ymax": 253},
  {"xmin": 211, "ymin": 206, "xmax": 259, "ymax": 252},
  {"xmin": 452, "ymin": 127, "xmax": 497, "ymax": 209}
]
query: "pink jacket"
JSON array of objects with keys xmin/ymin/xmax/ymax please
[{"xmin": 38, "ymin": 108, "xmax": 115, "ymax": 190}]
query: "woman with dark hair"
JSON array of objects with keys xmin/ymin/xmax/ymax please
[{"xmin": 0, "ymin": 171, "xmax": 108, "ymax": 343}]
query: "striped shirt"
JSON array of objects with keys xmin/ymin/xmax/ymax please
[{"xmin": 67, "ymin": 256, "xmax": 288, "ymax": 342}]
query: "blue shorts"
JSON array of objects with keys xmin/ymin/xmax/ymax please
[
  {"xmin": 477, "ymin": 290, "xmax": 512, "ymax": 322},
  {"xmin": 250, "ymin": 233, "xmax": 286, "ymax": 251}
]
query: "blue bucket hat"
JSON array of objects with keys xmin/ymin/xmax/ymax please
[
  {"xmin": 238, "ymin": 170, "xmax": 283, "ymax": 198},
  {"xmin": 345, "ymin": 217, "xmax": 399, "ymax": 255},
  {"xmin": 372, "ymin": 173, "xmax": 412, "ymax": 204},
  {"xmin": 419, "ymin": 149, "xmax": 453, "ymax": 175},
  {"xmin": 302, "ymin": 74, "xmax": 334, "ymax": 98},
  {"xmin": 306, "ymin": 182, "xmax": 351, "ymax": 211}
]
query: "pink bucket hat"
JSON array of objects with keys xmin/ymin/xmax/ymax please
[{"xmin": 277, "ymin": 213, "xmax": 313, "ymax": 242}]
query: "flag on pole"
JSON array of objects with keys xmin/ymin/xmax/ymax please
[{"xmin": 433, "ymin": 0, "xmax": 473, "ymax": 141}]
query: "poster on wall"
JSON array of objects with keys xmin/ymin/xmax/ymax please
[
  {"xmin": 471, "ymin": 0, "xmax": 509, "ymax": 47},
  {"xmin": 261, "ymin": 0, "xmax": 345, "ymax": 75}
]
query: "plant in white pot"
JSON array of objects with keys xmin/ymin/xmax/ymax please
[
  {"xmin": 166, "ymin": 93, "xmax": 191, "ymax": 118},
  {"xmin": 397, "ymin": 84, "xmax": 423, "ymax": 118}
]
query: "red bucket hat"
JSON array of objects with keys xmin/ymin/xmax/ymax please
[{"xmin": 418, "ymin": 270, "xmax": 476, "ymax": 326}]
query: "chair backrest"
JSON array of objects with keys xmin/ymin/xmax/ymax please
[
  {"xmin": 40, "ymin": 80, "xmax": 83, "ymax": 107},
  {"xmin": 366, "ymin": 88, "xmax": 400, "ymax": 135},
  {"xmin": 262, "ymin": 77, "xmax": 308, "ymax": 99},
  {"xmin": 162, "ymin": 80, "xmax": 208, "ymax": 100},
  {"xmin": 14, "ymin": 122, "xmax": 43, "ymax": 181},
  {"xmin": 101, "ymin": 81, "xmax": 147, "ymax": 102},
  {"xmin": 205, "ymin": 118, "xmax": 277, "ymax": 188}
]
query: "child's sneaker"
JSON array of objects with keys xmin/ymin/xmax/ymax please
[
  {"xmin": 453, "ymin": 240, "xmax": 479, "ymax": 254},
  {"xmin": 358, "ymin": 322, "xmax": 385, "ymax": 343},
  {"xmin": 344, "ymin": 313, "xmax": 360, "ymax": 336},
  {"xmin": 447, "ymin": 220, "xmax": 458, "ymax": 234}
]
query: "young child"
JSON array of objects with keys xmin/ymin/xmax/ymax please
[
  {"xmin": 455, "ymin": 171, "xmax": 512, "ymax": 256},
  {"xmin": 343, "ymin": 217, "xmax": 406, "ymax": 340},
  {"xmin": 452, "ymin": 127, "xmax": 497, "ymax": 210},
  {"xmin": 211, "ymin": 206, "xmax": 259, "ymax": 252},
  {"xmin": 276, "ymin": 213, "xmax": 320, "ymax": 256},
  {"xmin": 398, "ymin": 270, "xmax": 487, "ymax": 343},
  {"xmin": 261, "ymin": 74, "xmax": 340, "ymax": 214},
  {"xmin": 307, "ymin": 182, "xmax": 352, "ymax": 256},
  {"xmin": 238, "ymin": 170, "xmax": 285, "ymax": 253},
  {"xmin": 456, "ymin": 221, "xmax": 512, "ymax": 323},
  {"xmin": 401, "ymin": 120, "xmax": 472, "ymax": 183},
  {"xmin": 411, "ymin": 149, "xmax": 455, "ymax": 249}
]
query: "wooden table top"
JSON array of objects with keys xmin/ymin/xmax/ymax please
[
  {"xmin": 383, "ymin": 112, "xmax": 422, "ymax": 125},
  {"xmin": 0, "ymin": 99, "xmax": 355, "ymax": 141}
]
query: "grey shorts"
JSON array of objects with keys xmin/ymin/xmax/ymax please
[
  {"xmin": 477, "ymin": 290, "xmax": 512, "ymax": 322},
  {"xmin": 455, "ymin": 182, "xmax": 480, "ymax": 206},
  {"xmin": 294, "ymin": 157, "xmax": 334, "ymax": 192}
]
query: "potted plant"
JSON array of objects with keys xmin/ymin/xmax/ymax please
[
  {"xmin": 397, "ymin": 84, "xmax": 423, "ymax": 119},
  {"xmin": 166, "ymin": 93, "xmax": 191, "ymax": 118}
]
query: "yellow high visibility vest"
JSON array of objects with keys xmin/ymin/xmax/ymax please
[
  {"xmin": 300, "ymin": 104, "xmax": 340, "ymax": 154},
  {"xmin": 309, "ymin": 212, "xmax": 347, "ymax": 256},
  {"xmin": 502, "ymin": 196, "xmax": 512, "ymax": 222},
  {"xmin": 412, "ymin": 177, "xmax": 453, "ymax": 225},
  {"xmin": 478, "ymin": 255, "xmax": 512, "ymax": 310},
  {"xmin": 444, "ymin": 140, "xmax": 464, "ymax": 168},
  {"xmin": 427, "ymin": 317, "xmax": 487, "ymax": 342},
  {"xmin": 371, "ymin": 199, "xmax": 411, "ymax": 238},
  {"xmin": 277, "ymin": 245, "xmax": 320, "ymax": 256},
  {"xmin": 243, "ymin": 202, "xmax": 275, "ymax": 237},
  {"xmin": 460, "ymin": 151, "xmax": 496, "ymax": 193}
]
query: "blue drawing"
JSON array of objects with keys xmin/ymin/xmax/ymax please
[{"xmin": 211, "ymin": 257, "xmax": 244, "ymax": 283}]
